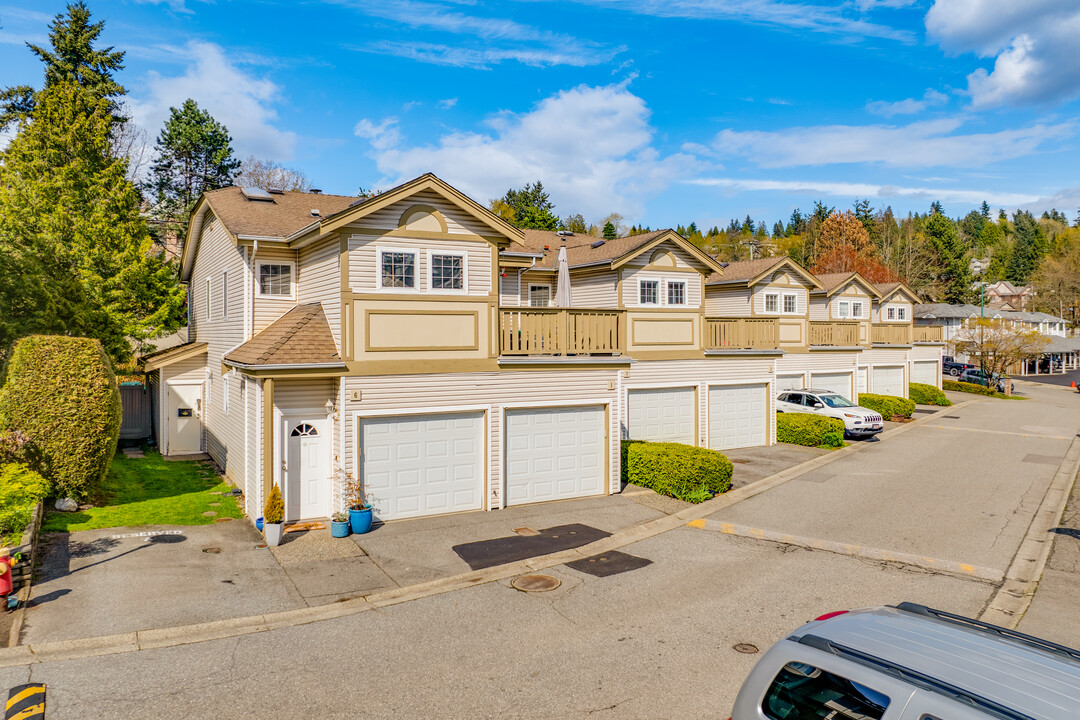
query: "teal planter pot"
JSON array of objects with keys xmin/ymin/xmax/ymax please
[
  {"xmin": 330, "ymin": 519, "xmax": 350, "ymax": 538},
  {"xmin": 349, "ymin": 506, "xmax": 373, "ymax": 534}
]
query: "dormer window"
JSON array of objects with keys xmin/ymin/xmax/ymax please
[{"xmin": 258, "ymin": 263, "xmax": 294, "ymax": 298}]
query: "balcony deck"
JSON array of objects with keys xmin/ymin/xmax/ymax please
[
  {"xmin": 704, "ymin": 318, "xmax": 779, "ymax": 350},
  {"xmin": 809, "ymin": 321, "xmax": 860, "ymax": 347},
  {"xmin": 500, "ymin": 308, "xmax": 623, "ymax": 356}
]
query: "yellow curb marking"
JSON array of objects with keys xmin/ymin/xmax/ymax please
[{"xmin": 686, "ymin": 519, "xmax": 706, "ymax": 529}]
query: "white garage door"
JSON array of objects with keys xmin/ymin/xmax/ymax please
[
  {"xmin": 811, "ymin": 372, "xmax": 853, "ymax": 399},
  {"xmin": 628, "ymin": 388, "xmax": 694, "ymax": 444},
  {"xmin": 872, "ymin": 366, "xmax": 906, "ymax": 397},
  {"xmin": 360, "ymin": 412, "xmax": 485, "ymax": 521},
  {"xmin": 777, "ymin": 374, "xmax": 804, "ymax": 391},
  {"xmin": 912, "ymin": 361, "xmax": 938, "ymax": 386},
  {"xmin": 505, "ymin": 406, "xmax": 606, "ymax": 506},
  {"xmin": 857, "ymin": 367, "xmax": 868, "ymax": 394},
  {"xmin": 708, "ymin": 384, "xmax": 767, "ymax": 450}
]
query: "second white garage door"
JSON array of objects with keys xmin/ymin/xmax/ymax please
[
  {"xmin": 912, "ymin": 360, "xmax": 939, "ymax": 386},
  {"xmin": 360, "ymin": 412, "xmax": 485, "ymax": 521},
  {"xmin": 872, "ymin": 366, "xmax": 906, "ymax": 397},
  {"xmin": 708, "ymin": 384, "xmax": 767, "ymax": 450},
  {"xmin": 628, "ymin": 388, "xmax": 694, "ymax": 444},
  {"xmin": 811, "ymin": 372, "xmax": 853, "ymax": 398},
  {"xmin": 505, "ymin": 406, "xmax": 606, "ymax": 506}
]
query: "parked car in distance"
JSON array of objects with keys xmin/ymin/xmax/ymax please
[
  {"xmin": 730, "ymin": 602, "xmax": 1080, "ymax": 720},
  {"xmin": 959, "ymin": 367, "xmax": 1006, "ymax": 393},
  {"xmin": 776, "ymin": 389, "xmax": 883, "ymax": 438},
  {"xmin": 942, "ymin": 355, "xmax": 975, "ymax": 377}
]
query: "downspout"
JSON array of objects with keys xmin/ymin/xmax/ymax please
[
  {"xmin": 248, "ymin": 239, "xmax": 258, "ymax": 341},
  {"xmin": 516, "ymin": 257, "xmax": 537, "ymax": 306}
]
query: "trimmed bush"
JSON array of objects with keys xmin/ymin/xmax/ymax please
[
  {"xmin": 0, "ymin": 464, "xmax": 49, "ymax": 544},
  {"xmin": 0, "ymin": 336, "xmax": 121, "ymax": 501},
  {"xmin": 264, "ymin": 484, "xmax": 284, "ymax": 524},
  {"xmin": 622, "ymin": 440, "xmax": 733, "ymax": 503},
  {"xmin": 943, "ymin": 378, "xmax": 997, "ymax": 396},
  {"xmin": 909, "ymin": 382, "xmax": 951, "ymax": 406},
  {"xmin": 857, "ymin": 392, "xmax": 916, "ymax": 419},
  {"xmin": 777, "ymin": 413, "xmax": 845, "ymax": 448}
]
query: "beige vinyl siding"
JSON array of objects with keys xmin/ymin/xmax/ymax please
[
  {"xmin": 342, "ymin": 370, "xmax": 621, "ymax": 513},
  {"xmin": 149, "ymin": 371, "xmax": 161, "ymax": 450},
  {"xmin": 253, "ymin": 246, "xmax": 298, "ymax": 333},
  {"xmin": 776, "ymin": 351, "xmax": 860, "ymax": 379},
  {"xmin": 831, "ymin": 294, "xmax": 870, "ymax": 320},
  {"xmin": 910, "ymin": 344, "xmax": 943, "ymax": 360},
  {"xmin": 622, "ymin": 241, "xmax": 700, "ymax": 270},
  {"xmin": 519, "ymin": 270, "xmax": 555, "ymax": 306},
  {"xmin": 570, "ymin": 270, "xmax": 618, "ymax": 308},
  {"xmin": 274, "ymin": 379, "xmax": 335, "ymax": 411},
  {"xmin": 809, "ymin": 298, "xmax": 830, "ymax": 321},
  {"xmin": 499, "ymin": 271, "xmax": 521, "ymax": 306},
  {"xmin": 357, "ymin": 189, "xmax": 494, "ymax": 236},
  {"xmin": 704, "ymin": 287, "xmax": 752, "ymax": 317},
  {"xmin": 876, "ymin": 300, "xmax": 913, "ymax": 323},
  {"xmin": 621, "ymin": 268, "xmax": 703, "ymax": 309},
  {"xmin": 753, "ymin": 284, "xmax": 808, "ymax": 315},
  {"xmin": 862, "ymin": 347, "xmax": 909, "ymax": 365},
  {"xmin": 244, "ymin": 377, "xmax": 261, "ymax": 519},
  {"xmin": 625, "ymin": 359, "xmax": 777, "ymax": 447},
  {"xmin": 161, "ymin": 353, "xmax": 208, "ymax": 383},
  {"xmin": 298, "ymin": 236, "xmax": 341, "ymax": 344},
  {"xmin": 347, "ymin": 235, "xmax": 492, "ymax": 296}
]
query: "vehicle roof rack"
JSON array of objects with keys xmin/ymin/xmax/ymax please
[
  {"xmin": 797, "ymin": 634, "xmax": 1035, "ymax": 720},
  {"xmin": 893, "ymin": 603, "xmax": 1080, "ymax": 664}
]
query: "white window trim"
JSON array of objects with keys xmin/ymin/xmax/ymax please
[
  {"xmin": 782, "ymin": 292, "xmax": 797, "ymax": 314},
  {"xmin": 638, "ymin": 278, "xmax": 660, "ymax": 307},
  {"xmin": 884, "ymin": 304, "xmax": 908, "ymax": 322},
  {"xmin": 528, "ymin": 284, "xmax": 552, "ymax": 308},
  {"xmin": 205, "ymin": 278, "xmax": 211, "ymax": 320},
  {"xmin": 376, "ymin": 247, "xmax": 420, "ymax": 293},
  {"xmin": 426, "ymin": 249, "xmax": 468, "ymax": 295},
  {"xmin": 764, "ymin": 290, "xmax": 800, "ymax": 315},
  {"xmin": 222, "ymin": 374, "xmax": 230, "ymax": 415},
  {"xmin": 256, "ymin": 260, "xmax": 297, "ymax": 300},
  {"xmin": 764, "ymin": 291, "xmax": 779, "ymax": 314},
  {"xmin": 851, "ymin": 301, "xmax": 863, "ymax": 319},
  {"xmin": 222, "ymin": 270, "xmax": 229, "ymax": 320},
  {"xmin": 666, "ymin": 279, "xmax": 687, "ymax": 306}
]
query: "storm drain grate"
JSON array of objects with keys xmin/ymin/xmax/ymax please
[
  {"xmin": 567, "ymin": 551, "xmax": 653, "ymax": 578},
  {"xmin": 733, "ymin": 643, "xmax": 759, "ymax": 654}
]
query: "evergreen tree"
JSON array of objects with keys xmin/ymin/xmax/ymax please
[
  {"xmin": 496, "ymin": 181, "xmax": 558, "ymax": 231},
  {"xmin": 787, "ymin": 208, "xmax": 806, "ymax": 236},
  {"xmin": 686, "ymin": 221, "xmax": 699, "ymax": 237},
  {"xmin": 1007, "ymin": 211, "xmax": 1048, "ymax": 285},
  {"xmin": 0, "ymin": 2, "xmax": 126, "ymax": 131},
  {"xmin": 0, "ymin": 81, "xmax": 185, "ymax": 363},
  {"xmin": 924, "ymin": 212, "xmax": 971, "ymax": 303},
  {"xmin": 980, "ymin": 201, "xmax": 991, "ymax": 218},
  {"xmin": 930, "ymin": 200, "xmax": 944, "ymax": 215},
  {"xmin": 741, "ymin": 215, "xmax": 755, "ymax": 235},
  {"xmin": 812, "ymin": 201, "xmax": 834, "ymax": 224},
  {"xmin": 999, "ymin": 209, "xmax": 1008, "ymax": 221},
  {"xmin": 146, "ymin": 99, "xmax": 241, "ymax": 238},
  {"xmin": 772, "ymin": 220, "xmax": 784, "ymax": 237},
  {"xmin": 602, "ymin": 221, "xmax": 617, "ymax": 240},
  {"xmin": 853, "ymin": 199, "xmax": 875, "ymax": 233}
]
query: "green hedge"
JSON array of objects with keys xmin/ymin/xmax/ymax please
[
  {"xmin": 777, "ymin": 413, "xmax": 845, "ymax": 448},
  {"xmin": 909, "ymin": 382, "xmax": 951, "ymax": 406},
  {"xmin": 0, "ymin": 463, "xmax": 49, "ymax": 543},
  {"xmin": 857, "ymin": 392, "xmax": 916, "ymax": 419},
  {"xmin": 621, "ymin": 440, "xmax": 733, "ymax": 503},
  {"xmin": 943, "ymin": 379, "xmax": 997, "ymax": 396},
  {"xmin": 0, "ymin": 336, "xmax": 121, "ymax": 500}
]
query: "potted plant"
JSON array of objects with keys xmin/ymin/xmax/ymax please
[
  {"xmin": 342, "ymin": 470, "xmax": 373, "ymax": 534},
  {"xmin": 330, "ymin": 511, "xmax": 350, "ymax": 538},
  {"xmin": 263, "ymin": 484, "xmax": 284, "ymax": 546}
]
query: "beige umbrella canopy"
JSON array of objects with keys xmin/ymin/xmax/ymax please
[{"xmin": 554, "ymin": 245, "xmax": 572, "ymax": 307}]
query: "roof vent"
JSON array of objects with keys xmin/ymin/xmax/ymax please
[
  {"xmin": 720, "ymin": 262, "xmax": 730, "ymax": 268},
  {"xmin": 310, "ymin": 188, "xmax": 322, "ymax": 195},
  {"xmin": 590, "ymin": 240, "xmax": 605, "ymax": 248},
  {"xmin": 557, "ymin": 230, "xmax": 574, "ymax": 236},
  {"xmin": 266, "ymin": 187, "xmax": 285, "ymax": 195},
  {"xmin": 310, "ymin": 209, "xmax": 320, "ymax": 217},
  {"xmin": 240, "ymin": 187, "xmax": 273, "ymax": 202},
  {"xmin": 348, "ymin": 198, "xmax": 364, "ymax": 207}
]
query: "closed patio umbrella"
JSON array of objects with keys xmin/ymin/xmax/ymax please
[{"xmin": 554, "ymin": 245, "xmax": 572, "ymax": 307}]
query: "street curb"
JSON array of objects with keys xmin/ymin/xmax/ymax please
[
  {"xmin": 979, "ymin": 430, "xmax": 1080, "ymax": 628},
  {"xmin": 0, "ymin": 401, "xmax": 971, "ymax": 669}
]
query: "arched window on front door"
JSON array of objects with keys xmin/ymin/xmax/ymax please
[{"xmin": 290, "ymin": 423, "xmax": 318, "ymax": 437}]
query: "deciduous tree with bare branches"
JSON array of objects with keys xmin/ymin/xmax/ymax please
[{"xmin": 950, "ymin": 318, "xmax": 1050, "ymax": 390}]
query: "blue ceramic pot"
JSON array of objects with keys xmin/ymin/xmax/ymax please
[
  {"xmin": 256, "ymin": 517, "xmax": 264, "ymax": 532},
  {"xmin": 348, "ymin": 506, "xmax": 373, "ymax": 534},
  {"xmin": 330, "ymin": 520, "xmax": 350, "ymax": 538}
]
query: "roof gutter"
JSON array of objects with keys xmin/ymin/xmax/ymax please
[{"xmin": 223, "ymin": 360, "xmax": 348, "ymax": 372}]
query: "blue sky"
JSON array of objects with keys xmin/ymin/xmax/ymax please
[{"xmin": 3, "ymin": 0, "xmax": 1080, "ymax": 231}]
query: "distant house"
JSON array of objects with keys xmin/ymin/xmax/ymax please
[{"xmin": 982, "ymin": 280, "xmax": 1033, "ymax": 312}]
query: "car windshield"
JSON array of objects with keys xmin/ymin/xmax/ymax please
[{"xmin": 818, "ymin": 394, "xmax": 855, "ymax": 408}]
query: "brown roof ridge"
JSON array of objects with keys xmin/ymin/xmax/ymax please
[{"xmin": 255, "ymin": 303, "xmax": 322, "ymax": 363}]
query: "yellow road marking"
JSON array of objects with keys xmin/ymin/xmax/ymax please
[
  {"xmin": 686, "ymin": 519, "xmax": 706, "ymax": 529},
  {"xmin": 4, "ymin": 689, "xmax": 36, "ymax": 709},
  {"xmin": 7, "ymin": 704, "xmax": 43, "ymax": 720}
]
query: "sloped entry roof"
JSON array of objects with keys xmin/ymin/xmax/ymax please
[{"xmin": 225, "ymin": 303, "xmax": 342, "ymax": 368}]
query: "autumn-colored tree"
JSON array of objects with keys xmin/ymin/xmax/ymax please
[{"xmin": 810, "ymin": 211, "xmax": 896, "ymax": 283}]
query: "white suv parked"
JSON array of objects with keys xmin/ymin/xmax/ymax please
[{"xmin": 776, "ymin": 389, "xmax": 883, "ymax": 438}]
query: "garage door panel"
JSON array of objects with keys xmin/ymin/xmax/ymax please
[
  {"xmin": 628, "ymin": 388, "xmax": 695, "ymax": 444},
  {"xmin": 872, "ymin": 366, "xmax": 905, "ymax": 397},
  {"xmin": 506, "ymin": 406, "xmax": 606, "ymax": 506},
  {"xmin": 913, "ymin": 361, "xmax": 938, "ymax": 386},
  {"xmin": 361, "ymin": 411, "xmax": 485, "ymax": 521},
  {"xmin": 708, "ymin": 384, "xmax": 767, "ymax": 450},
  {"xmin": 811, "ymin": 372, "xmax": 853, "ymax": 398}
]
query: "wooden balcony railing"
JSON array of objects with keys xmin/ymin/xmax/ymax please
[
  {"xmin": 704, "ymin": 318, "xmax": 779, "ymax": 350},
  {"xmin": 500, "ymin": 308, "xmax": 624, "ymax": 356},
  {"xmin": 913, "ymin": 325, "xmax": 943, "ymax": 342},
  {"xmin": 809, "ymin": 321, "xmax": 860, "ymax": 346},
  {"xmin": 872, "ymin": 323, "xmax": 913, "ymax": 345}
]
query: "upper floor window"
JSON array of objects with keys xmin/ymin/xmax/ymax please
[
  {"xmin": 667, "ymin": 280, "xmax": 686, "ymax": 306},
  {"xmin": 838, "ymin": 300, "xmax": 863, "ymax": 319},
  {"xmin": 783, "ymin": 294, "xmax": 797, "ymax": 314},
  {"xmin": 886, "ymin": 305, "xmax": 908, "ymax": 321},
  {"xmin": 765, "ymin": 292, "xmax": 778, "ymax": 313},
  {"xmin": 529, "ymin": 284, "xmax": 551, "ymax": 307},
  {"xmin": 639, "ymin": 279, "xmax": 659, "ymax": 305},
  {"xmin": 852, "ymin": 301, "xmax": 863, "ymax": 318},
  {"xmin": 258, "ymin": 263, "xmax": 293, "ymax": 298},
  {"xmin": 765, "ymin": 291, "xmax": 799, "ymax": 315},
  {"xmin": 429, "ymin": 252, "xmax": 465, "ymax": 292},
  {"xmin": 378, "ymin": 249, "xmax": 417, "ymax": 290}
]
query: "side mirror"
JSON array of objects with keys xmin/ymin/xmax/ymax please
[{"xmin": 813, "ymin": 402, "xmax": 825, "ymax": 409}]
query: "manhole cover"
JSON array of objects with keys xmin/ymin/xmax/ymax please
[
  {"xmin": 203, "ymin": 547, "xmax": 222, "ymax": 554},
  {"xmin": 733, "ymin": 643, "xmax": 759, "ymax": 654},
  {"xmin": 511, "ymin": 574, "xmax": 561, "ymax": 592}
]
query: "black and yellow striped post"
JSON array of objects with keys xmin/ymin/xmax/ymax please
[{"xmin": 5, "ymin": 684, "xmax": 44, "ymax": 720}]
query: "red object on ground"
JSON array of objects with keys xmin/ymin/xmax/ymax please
[{"xmin": 0, "ymin": 556, "xmax": 12, "ymax": 596}]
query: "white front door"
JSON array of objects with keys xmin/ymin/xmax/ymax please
[
  {"xmin": 285, "ymin": 418, "xmax": 330, "ymax": 521},
  {"xmin": 360, "ymin": 412, "xmax": 485, "ymax": 521},
  {"xmin": 912, "ymin": 361, "xmax": 938, "ymax": 386},
  {"xmin": 505, "ymin": 406, "xmax": 606, "ymax": 506},
  {"xmin": 872, "ymin": 366, "xmax": 906, "ymax": 397},
  {"xmin": 627, "ymin": 388, "xmax": 695, "ymax": 444},
  {"xmin": 811, "ymin": 372, "xmax": 854, "ymax": 399},
  {"xmin": 166, "ymin": 383, "xmax": 202, "ymax": 455},
  {"xmin": 708, "ymin": 384, "xmax": 767, "ymax": 450}
]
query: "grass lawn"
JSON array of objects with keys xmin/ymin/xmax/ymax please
[{"xmin": 42, "ymin": 451, "xmax": 243, "ymax": 533}]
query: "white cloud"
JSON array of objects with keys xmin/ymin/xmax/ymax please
[
  {"xmin": 128, "ymin": 41, "xmax": 297, "ymax": 161},
  {"xmin": 687, "ymin": 176, "xmax": 1039, "ymax": 207},
  {"xmin": 712, "ymin": 117, "xmax": 1074, "ymax": 168},
  {"xmin": 925, "ymin": 0, "xmax": 1080, "ymax": 107},
  {"xmin": 359, "ymin": 40, "xmax": 617, "ymax": 69},
  {"xmin": 353, "ymin": 81, "xmax": 696, "ymax": 219},
  {"xmin": 438, "ymin": 98, "xmax": 458, "ymax": 109},
  {"xmin": 855, "ymin": 0, "xmax": 917, "ymax": 8},
  {"xmin": 866, "ymin": 88, "xmax": 950, "ymax": 116}
]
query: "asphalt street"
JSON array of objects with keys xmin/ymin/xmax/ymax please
[{"xmin": 4, "ymin": 382, "xmax": 1078, "ymax": 718}]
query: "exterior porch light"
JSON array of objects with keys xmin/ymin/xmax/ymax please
[{"xmin": 324, "ymin": 398, "xmax": 336, "ymax": 418}]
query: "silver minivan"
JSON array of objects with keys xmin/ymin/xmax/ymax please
[{"xmin": 731, "ymin": 603, "xmax": 1080, "ymax": 720}]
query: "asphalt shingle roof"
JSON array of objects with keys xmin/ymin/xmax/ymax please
[
  {"xmin": 203, "ymin": 187, "xmax": 364, "ymax": 238},
  {"xmin": 704, "ymin": 257, "xmax": 787, "ymax": 285},
  {"xmin": 225, "ymin": 303, "xmax": 341, "ymax": 366},
  {"xmin": 517, "ymin": 229, "xmax": 672, "ymax": 270}
]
